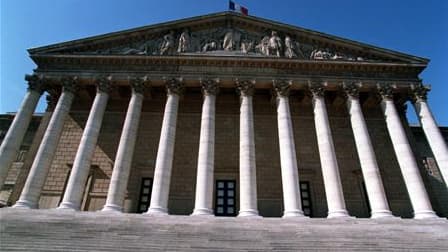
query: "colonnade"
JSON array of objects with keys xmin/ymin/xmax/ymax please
[{"xmin": 1, "ymin": 75, "xmax": 446, "ymax": 219}]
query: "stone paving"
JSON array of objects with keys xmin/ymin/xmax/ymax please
[{"xmin": 1, "ymin": 208, "xmax": 447, "ymax": 251}]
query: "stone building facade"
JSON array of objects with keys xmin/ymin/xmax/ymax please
[{"xmin": 0, "ymin": 12, "xmax": 447, "ymax": 218}]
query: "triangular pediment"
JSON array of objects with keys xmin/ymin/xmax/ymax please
[{"xmin": 28, "ymin": 12, "xmax": 428, "ymax": 65}]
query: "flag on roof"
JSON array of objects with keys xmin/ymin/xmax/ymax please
[{"xmin": 229, "ymin": 1, "xmax": 248, "ymax": 16}]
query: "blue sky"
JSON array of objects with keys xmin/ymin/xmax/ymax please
[{"xmin": 1, "ymin": 0, "xmax": 447, "ymax": 125}]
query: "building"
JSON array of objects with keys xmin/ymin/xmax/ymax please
[{"xmin": 0, "ymin": 12, "xmax": 447, "ymax": 220}]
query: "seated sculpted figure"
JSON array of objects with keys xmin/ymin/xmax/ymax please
[
  {"xmin": 256, "ymin": 36, "xmax": 270, "ymax": 55},
  {"xmin": 268, "ymin": 31, "xmax": 282, "ymax": 57},
  {"xmin": 160, "ymin": 31, "xmax": 175, "ymax": 55},
  {"xmin": 202, "ymin": 41, "xmax": 217, "ymax": 52}
]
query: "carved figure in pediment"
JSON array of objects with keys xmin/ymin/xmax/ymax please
[
  {"xmin": 177, "ymin": 29, "xmax": 190, "ymax": 53},
  {"xmin": 310, "ymin": 48, "xmax": 332, "ymax": 60},
  {"xmin": 223, "ymin": 29, "xmax": 241, "ymax": 51},
  {"xmin": 202, "ymin": 41, "xmax": 217, "ymax": 52},
  {"xmin": 268, "ymin": 31, "xmax": 282, "ymax": 57},
  {"xmin": 241, "ymin": 41, "xmax": 253, "ymax": 54},
  {"xmin": 160, "ymin": 31, "xmax": 175, "ymax": 55},
  {"xmin": 284, "ymin": 36, "xmax": 297, "ymax": 58},
  {"xmin": 255, "ymin": 36, "xmax": 270, "ymax": 55}
]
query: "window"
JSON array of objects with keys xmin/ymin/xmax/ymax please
[
  {"xmin": 215, "ymin": 180, "xmax": 236, "ymax": 216},
  {"xmin": 299, "ymin": 181, "xmax": 313, "ymax": 217},
  {"xmin": 137, "ymin": 178, "xmax": 153, "ymax": 213}
]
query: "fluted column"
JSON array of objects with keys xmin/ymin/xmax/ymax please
[
  {"xmin": 58, "ymin": 76, "xmax": 111, "ymax": 210},
  {"xmin": 146, "ymin": 78, "xmax": 183, "ymax": 215},
  {"xmin": 273, "ymin": 80, "xmax": 304, "ymax": 218},
  {"xmin": 378, "ymin": 84, "xmax": 437, "ymax": 219},
  {"xmin": 343, "ymin": 83, "xmax": 393, "ymax": 218},
  {"xmin": 310, "ymin": 83, "xmax": 349, "ymax": 218},
  {"xmin": 236, "ymin": 80, "xmax": 259, "ymax": 217},
  {"xmin": 0, "ymin": 75, "xmax": 44, "ymax": 189},
  {"xmin": 102, "ymin": 77, "xmax": 147, "ymax": 213},
  {"xmin": 192, "ymin": 79, "xmax": 218, "ymax": 216},
  {"xmin": 13, "ymin": 77, "xmax": 78, "ymax": 209},
  {"xmin": 411, "ymin": 84, "xmax": 448, "ymax": 187}
]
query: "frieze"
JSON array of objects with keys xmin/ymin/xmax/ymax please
[{"xmin": 69, "ymin": 26, "xmax": 378, "ymax": 62}]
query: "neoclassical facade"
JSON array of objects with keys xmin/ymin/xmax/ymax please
[{"xmin": 1, "ymin": 12, "xmax": 447, "ymax": 218}]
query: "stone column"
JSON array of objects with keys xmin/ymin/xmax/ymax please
[
  {"xmin": 102, "ymin": 77, "xmax": 147, "ymax": 213},
  {"xmin": 236, "ymin": 80, "xmax": 259, "ymax": 217},
  {"xmin": 343, "ymin": 83, "xmax": 393, "ymax": 218},
  {"xmin": 0, "ymin": 75, "xmax": 44, "ymax": 189},
  {"xmin": 273, "ymin": 80, "xmax": 304, "ymax": 218},
  {"xmin": 378, "ymin": 84, "xmax": 437, "ymax": 219},
  {"xmin": 13, "ymin": 77, "xmax": 78, "ymax": 209},
  {"xmin": 411, "ymin": 84, "xmax": 448, "ymax": 187},
  {"xmin": 192, "ymin": 79, "xmax": 218, "ymax": 216},
  {"xmin": 58, "ymin": 76, "xmax": 111, "ymax": 210},
  {"xmin": 146, "ymin": 78, "xmax": 183, "ymax": 215},
  {"xmin": 310, "ymin": 83, "xmax": 350, "ymax": 218}
]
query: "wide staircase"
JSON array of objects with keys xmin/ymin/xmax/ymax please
[{"xmin": 1, "ymin": 208, "xmax": 447, "ymax": 251}]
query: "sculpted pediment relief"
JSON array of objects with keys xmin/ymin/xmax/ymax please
[
  {"xmin": 29, "ymin": 12, "xmax": 428, "ymax": 65},
  {"xmin": 61, "ymin": 27, "xmax": 375, "ymax": 62}
]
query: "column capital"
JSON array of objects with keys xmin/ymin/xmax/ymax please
[
  {"xmin": 273, "ymin": 80, "xmax": 292, "ymax": 97},
  {"xmin": 164, "ymin": 77, "xmax": 184, "ymax": 95},
  {"xmin": 95, "ymin": 75, "xmax": 113, "ymax": 93},
  {"xmin": 377, "ymin": 83, "xmax": 395, "ymax": 100},
  {"xmin": 342, "ymin": 82, "xmax": 360, "ymax": 98},
  {"xmin": 200, "ymin": 78, "xmax": 219, "ymax": 96},
  {"xmin": 410, "ymin": 83, "xmax": 430, "ymax": 103},
  {"xmin": 236, "ymin": 79, "xmax": 255, "ymax": 97},
  {"xmin": 61, "ymin": 76, "xmax": 79, "ymax": 94},
  {"xmin": 129, "ymin": 75, "xmax": 149, "ymax": 94},
  {"xmin": 308, "ymin": 82, "xmax": 325, "ymax": 98},
  {"xmin": 25, "ymin": 74, "xmax": 45, "ymax": 94}
]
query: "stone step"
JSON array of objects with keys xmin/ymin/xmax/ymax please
[{"xmin": 1, "ymin": 208, "xmax": 447, "ymax": 251}]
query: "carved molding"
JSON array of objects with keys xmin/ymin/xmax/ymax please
[
  {"xmin": 25, "ymin": 74, "xmax": 45, "ymax": 94},
  {"xmin": 410, "ymin": 83, "xmax": 430, "ymax": 103},
  {"xmin": 273, "ymin": 80, "xmax": 292, "ymax": 97},
  {"xmin": 201, "ymin": 78, "xmax": 219, "ymax": 96},
  {"xmin": 377, "ymin": 83, "xmax": 395, "ymax": 100},
  {"xmin": 96, "ymin": 75, "xmax": 113, "ymax": 93},
  {"xmin": 165, "ymin": 78, "xmax": 184, "ymax": 95},
  {"xmin": 236, "ymin": 79, "xmax": 255, "ymax": 96}
]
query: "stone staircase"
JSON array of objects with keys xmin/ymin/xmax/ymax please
[{"xmin": 1, "ymin": 208, "xmax": 447, "ymax": 251}]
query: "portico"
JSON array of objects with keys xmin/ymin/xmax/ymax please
[{"xmin": 1, "ymin": 12, "xmax": 447, "ymax": 219}]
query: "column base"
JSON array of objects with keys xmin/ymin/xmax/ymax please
[
  {"xmin": 282, "ymin": 210, "xmax": 305, "ymax": 218},
  {"xmin": 371, "ymin": 210, "xmax": 394, "ymax": 219},
  {"xmin": 12, "ymin": 200, "xmax": 37, "ymax": 209},
  {"xmin": 414, "ymin": 210, "xmax": 439, "ymax": 219},
  {"xmin": 101, "ymin": 204, "xmax": 123, "ymax": 213},
  {"xmin": 57, "ymin": 202, "xmax": 79, "ymax": 211},
  {"xmin": 327, "ymin": 209, "xmax": 351, "ymax": 218},
  {"xmin": 144, "ymin": 206, "xmax": 168, "ymax": 216},
  {"xmin": 191, "ymin": 208, "xmax": 214, "ymax": 216},
  {"xmin": 238, "ymin": 209, "xmax": 261, "ymax": 218}
]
